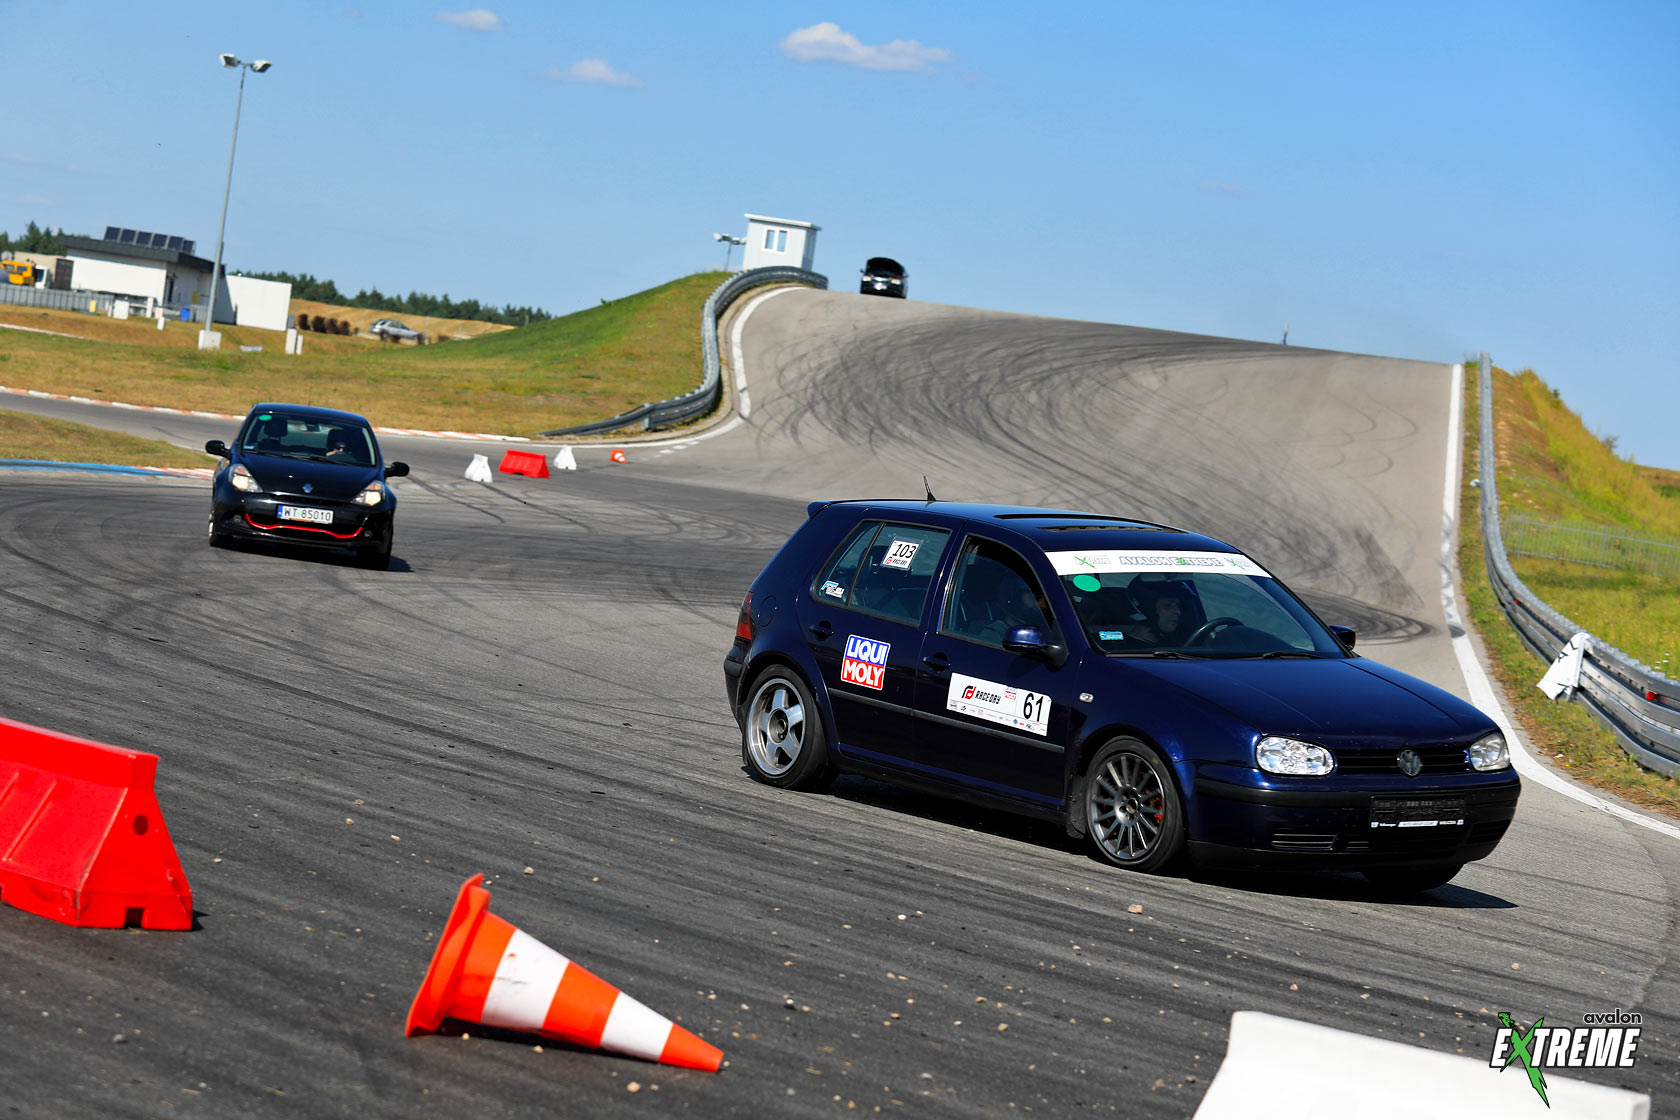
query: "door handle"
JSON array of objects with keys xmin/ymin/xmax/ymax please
[
  {"xmin": 809, "ymin": 621, "xmax": 833, "ymax": 641},
  {"xmin": 922, "ymin": 652, "xmax": 950, "ymax": 672}
]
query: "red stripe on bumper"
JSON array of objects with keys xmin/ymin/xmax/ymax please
[{"xmin": 243, "ymin": 514, "xmax": 364, "ymax": 541}]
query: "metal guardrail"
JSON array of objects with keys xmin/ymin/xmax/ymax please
[
  {"xmin": 1476, "ymin": 351, "xmax": 1680, "ymax": 777},
  {"xmin": 539, "ymin": 266, "xmax": 828, "ymax": 437}
]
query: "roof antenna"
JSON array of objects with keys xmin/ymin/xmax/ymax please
[{"xmin": 923, "ymin": 475, "xmax": 937, "ymax": 504}]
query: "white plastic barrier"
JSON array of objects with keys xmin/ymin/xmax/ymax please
[
  {"xmin": 464, "ymin": 454, "xmax": 492, "ymax": 483},
  {"xmin": 1194, "ymin": 1012, "xmax": 1649, "ymax": 1120}
]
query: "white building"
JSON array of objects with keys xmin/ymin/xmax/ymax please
[
  {"xmin": 741, "ymin": 214, "xmax": 820, "ymax": 272},
  {"xmin": 59, "ymin": 227, "xmax": 292, "ymax": 330}
]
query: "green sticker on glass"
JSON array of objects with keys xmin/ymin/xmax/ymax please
[{"xmin": 1073, "ymin": 574, "xmax": 1101, "ymax": 592}]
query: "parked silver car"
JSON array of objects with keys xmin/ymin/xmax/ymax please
[{"xmin": 368, "ymin": 318, "xmax": 422, "ymax": 343}]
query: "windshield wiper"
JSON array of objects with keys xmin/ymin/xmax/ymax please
[{"xmin": 1256, "ymin": 650, "xmax": 1327, "ymax": 659}]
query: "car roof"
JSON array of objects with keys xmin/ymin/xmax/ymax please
[
  {"xmin": 864, "ymin": 257, "xmax": 904, "ymax": 272},
  {"xmin": 245, "ymin": 402, "xmax": 374, "ymax": 426},
  {"xmin": 811, "ymin": 499, "xmax": 1238, "ymax": 555}
]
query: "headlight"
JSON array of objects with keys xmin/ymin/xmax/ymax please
[
  {"xmin": 1257, "ymin": 736, "xmax": 1335, "ymax": 776},
  {"xmin": 230, "ymin": 463, "xmax": 261, "ymax": 493},
  {"xmin": 354, "ymin": 480, "xmax": 386, "ymax": 507},
  {"xmin": 1468, "ymin": 733, "xmax": 1510, "ymax": 772}
]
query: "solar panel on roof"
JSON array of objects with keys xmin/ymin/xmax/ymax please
[
  {"xmin": 166, "ymin": 236, "xmax": 183, "ymax": 251},
  {"xmin": 104, "ymin": 226, "xmax": 121, "ymax": 241},
  {"xmin": 119, "ymin": 229, "xmax": 136, "ymax": 244}
]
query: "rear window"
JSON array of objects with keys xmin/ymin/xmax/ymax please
[{"xmin": 813, "ymin": 521, "xmax": 951, "ymax": 626}]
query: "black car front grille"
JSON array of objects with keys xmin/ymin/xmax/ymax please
[
  {"xmin": 1334, "ymin": 745, "xmax": 1470, "ymax": 775},
  {"xmin": 1270, "ymin": 831, "xmax": 1338, "ymax": 852}
]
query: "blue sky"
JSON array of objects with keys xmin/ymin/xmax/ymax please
[{"xmin": 7, "ymin": 2, "xmax": 1678, "ymax": 468}]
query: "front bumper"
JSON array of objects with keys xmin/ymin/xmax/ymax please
[
  {"xmin": 1187, "ymin": 772, "xmax": 1521, "ymax": 870},
  {"xmin": 212, "ymin": 489, "xmax": 391, "ymax": 551}
]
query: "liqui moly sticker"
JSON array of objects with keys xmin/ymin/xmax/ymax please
[
  {"xmin": 946, "ymin": 673, "xmax": 1050, "ymax": 736},
  {"xmin": 881, "ymin": 539, "xmax": 920, "ymax": 570},
  {"xmin": 1045, "ymin": 550, "xmax": 1272, "ymax": 578},
  {"xmin": 840, "ymin": 635, "xmax": 890, "ymax": 690}
]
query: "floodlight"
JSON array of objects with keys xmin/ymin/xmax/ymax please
[
  {"xmin": 251, "ymin": 60, "xmax": 271, "ymax": 72},
  {"xmin": 220, "ymin": 53, "xmax": 238, "ymax": 67}
]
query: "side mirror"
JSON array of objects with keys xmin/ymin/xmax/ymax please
[
  {"xmin": 1329, "ymin": 625, "xmax": 1356, "ymax": 652},
  {"xmin": 385, "ymin": 461, "xmax": 410, "ymax": 478},
  {"xmin": 204, "ymin": 439, "xmax": 229, "ymax": 458},
  {"xmin": 1004, "ymin": 626, "xmax": 1068, "ymax": 667}
]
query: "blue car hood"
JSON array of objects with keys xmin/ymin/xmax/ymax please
[
  {"xmin": 1113, "ymin": 656, "xmax": 1489, "ymax": 743},
  {"xmin": 240, "ymin": 455, "xmax": 380, "ymax": 500}
]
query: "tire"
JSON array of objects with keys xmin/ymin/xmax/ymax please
[
  {"xmin": 1362, "ymin": 864, "xmax": 1462, "ymax": 895},
  {"xmin": 207, "ymin": 510, "xmax": 231, "ymax": 549},
  {"xmin": 357, "ymin": 525, "xmax": 393, "ymax": 570},
  {"xmin": 1083, "ymin": 738, "xmax": 1186, "ymax": 873},
  {"xmin": 741, "ymin": 668, "xmax": 833, "ymax": 790}
]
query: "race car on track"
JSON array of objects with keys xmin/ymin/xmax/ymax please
[
  {"xmin": 859, "ymin": 257, "xmax": 907, "ymax": 298},
  {"xmin": 204, "ymin": 403, "xmax": 409, "ymax": 569},
  {"xmin": 724, "ymin": 500, "xmax": 1520, "ymax": 893}
]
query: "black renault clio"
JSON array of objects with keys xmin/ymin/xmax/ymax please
[
  {"xmin": 205, "ymin": 403, "xmax": 409, "ymax": 569},
  {"xmin": 724, "ymin": 500, "xmax": 1520, "ymax": 892}
]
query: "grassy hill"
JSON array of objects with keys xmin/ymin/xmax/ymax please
[
  {"xmin": 1459, "ymin": 362, "xmax": 1679, "ymax": 815},
  {"xmin": 0, "ymin": 271, "xmax": 725, "ymax": 434},
  {"xmin": 288, "ymin": 300, "xmax": 513, "ymax": 343}
]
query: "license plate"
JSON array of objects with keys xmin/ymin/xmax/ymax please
[
  {"xmin": 1370, "ymin": 796, "xmax": 1466, "ymax": 829},
  {"xmin": 278, "ymin": 505, "xmax": 333, "ymax": 525}
]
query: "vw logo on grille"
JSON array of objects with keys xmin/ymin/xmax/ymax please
[
  {"xmin": 1396, "ymin": 748, "xmax": 1423, "ymax": 777},
  {"xmin": 303, "ymin": 483, "xmax": 313, "ymax": 493}
]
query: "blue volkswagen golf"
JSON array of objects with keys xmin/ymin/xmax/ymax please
[{"xmin": 724, "ymin": 501, "xmax": 1520, "ymax": 892}]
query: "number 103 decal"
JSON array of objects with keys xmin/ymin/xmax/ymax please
[{"xmin": 946, "ymin": 673, "xmax": 1051, "ymax": 737}]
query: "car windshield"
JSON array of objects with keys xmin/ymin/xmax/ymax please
[
  {"xmin": 1046, "ymin": 549, "xmax": 1346, "ymax": 658},
  {"xmin": 238, "ymin": 411, "xmax": 377, "ymax": 467}
]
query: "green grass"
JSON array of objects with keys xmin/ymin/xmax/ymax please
[
  {"xmin": 0, "ymin": 272, "xmax": 726, "ymax": 436},
  {"xmin": 1460, "ymin": 363, "xmax": 1680, "ymax": 817},
  {"xmin": 0, "ymin": 410, "xmax": 216, "ymax": 469}
]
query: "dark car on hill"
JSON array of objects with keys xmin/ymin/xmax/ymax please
[
  {"xmin": 724, "ymin": 500, "xmax": 1520, "ymax": 892},
  {"xmin": 859, "ymin": 257, "xmax": 907, "ymax": 298},
  {"xmin": 205, "ymin": 403, "xmax": 409, "ymax": 569}
]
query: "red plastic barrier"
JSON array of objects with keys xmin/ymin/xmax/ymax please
[
  {"xmin": 498, "ymin": 449, "xmax": 550, "ymax": 478},
  {"xmin": 0, "ymin": 717, "xmax": 193, "ymax": 930}
]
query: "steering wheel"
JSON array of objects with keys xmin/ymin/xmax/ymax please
[{"xmin": 1185, "ymin": 616, "xmax": 1243, "ymax": 647}]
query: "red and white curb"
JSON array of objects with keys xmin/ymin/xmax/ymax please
[{"xmin": 0, "ymin": 385, "xmax": 532, "ymax": 443}]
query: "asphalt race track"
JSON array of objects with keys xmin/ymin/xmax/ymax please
[{"xmin": 1, "ymin": 290, "xmax": 1675, "ymax": 1116}]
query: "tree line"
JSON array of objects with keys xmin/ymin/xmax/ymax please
[
  {"xmin": 245, "ymin": 270, "xmax": 553, "ymax": 327},
  {"xmin": 0, "ymin": 222, "xmax": 73, "ymax": 255}
]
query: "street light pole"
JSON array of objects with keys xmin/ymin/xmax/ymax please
[
  {"xmin": 200, "ymin": 54, "xmax": 271, "ymax": 349},
  {"xmin": 713, "ymin": 233, "xmax": 746, "ymax": 272}
]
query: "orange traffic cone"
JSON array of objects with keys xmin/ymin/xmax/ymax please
[
  {"xmin": 406, "ymin": 875, "xmax": 722, "ymax": 1072},
  {"xmin": 609, "ymin": 448, "xmax": 627, "ymax": 464}
]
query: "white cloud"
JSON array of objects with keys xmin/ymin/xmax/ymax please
[
  {"xmin": 1196, "ymin": 180, "xmax": 1249, "ymax": 197},
  {"xmin": 437, "ymin": 9, "xmax": 502, "ymax": 32},
  {"xmin": 779, "ymin": 22, "xmax": 952, "ymax": 72},
  {"xmin": 548, "ymin": 59, "xmax": 641, "ymax": 87}
]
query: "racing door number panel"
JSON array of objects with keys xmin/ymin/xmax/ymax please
[{"xmin": 946, "ymin": 673, "xmax": 1050, "ymax": 737}]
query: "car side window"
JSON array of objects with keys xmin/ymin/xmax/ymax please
[
  {"xmin": 849, "ymin": 524, "xmax": 952, "ymax": 625},
  {"xmin": 814, "ymin": 522, "xmax": 951, "ymax": 626},
  {"xmin": 942, "ymin": 538, "xmax": 1055, "ymax": 649},
  {"xmin": 813, "ymin": 523, "xmax": 880, "ymax": 605}
]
